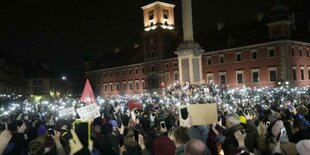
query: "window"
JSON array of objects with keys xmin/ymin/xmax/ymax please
[
  {"xmin": 110, "ymin": 83, "xmax": 113, "ymax": 91},
  {"xmin": 300, "ymin": 49, "xmax": 303, "ymax": 57},
  {"xmin": 236, "ymin": 70, "xmax": 244, "ymax": 83},
  {"xmin": 116, "ymin": 71, "xmax": 119, "ymax": 77},
  {"xmin": 307, "ymin": 49, "xmax": 310, "ymax": 57},
  {"xmin": 104, "ymin": 72, "xmax": 107, "ymax": 78},
  {"xmin": 165, "ymin": 63, "xmax": 169, "ymax": 68},
  {"xmin": 135, "ymin": 68, "xmax": 138, "ymax": 74},
  {"xmin": 301, "ymin": 66, "xmax": 305, "ymax": 80},
  {"xmin": 141, "ymin": 79, "xmax": 145, "ymax": 89},
  {"xmin": 141, "ymin": 67, "xmax": 144, "ymax": 74},
  {"xmin": 116, "ymin": 82, "xmax": 120, "ymax": 90},
  {"xmin": 129, "ymin": 69, "xmax": 132, "ymax": 75},
  {"xmin": 110, "ymin": 72, "xmax": 113, "ymax": 77},
  {"xmin": 207, "ymin": 56, "xmax": 212, "ymax": 65},
  {"xmin": 165, "ymin": 72, "xmax": 170, "ymax": 81},
  {"xmin": 135, "ymin": 81, "xmax": 139, "ymax": 89},
  {"xmin": 104, "ymin": 84, "xmax": 107, "ymax": 91},
  {"xmin": 219, "ymin": 72, "xmax": 226, "ymax": 84},
  {"xmin": 174, "ymin": 71, "xmax": 178, "ymax": 80},
  {"xmin": 268, "ymin": 48, "xmax": 275, "ymax": 57},
  {"xmin": 291, "ymin": 48, "xmax": 295, "ymax": 56},
  {"xmin": 123, "ymin": 82, "xmax": 127, "ymax": 90},
  {"xmin": 173, "ymin": 62, "xmax": 178, "ymax": 67},
  {"xmin": 148, "ymin": 10, "xmax": 154, "ymax": 20},
  {"xmin": 151, "ymin": 65, "xmax": 155, "ymax": 72},
  {"xmin": 151, "ymin": 50, "xmax": 155, "ymax": 57},
  {"xmin": 236, "ymin": 52, "xmax": 242, "ymax": 61},
  {"xmin": 292, "ymin": 66, "xmax": 297, "ymax": 80},
  {"xmin": 251, "ymin": 69, "xmax": 259, "ymax": 82},
  {"xmin": 163, "ymin": 9, "xmax": 169, "ymax": 19},
  {"xmin": 219, "ymin": 55, "xmax": 224, "ymax": 63},
  {"xmin": 268, "ymin": 67, "xmax": 277, "ymax": 81},
  {"xmin": 251, "ymin": 50, "xmax": 257, "ymax": 59},
  {"xmin": 308, "ymin": 66, "xmax": 310, "ymax": 80},
  {"xmin": 123, "ymin": 70, "xmax": 126, "ymax": 76},
  {"xmin": 129, "ymin": 81, "xmax": 133, "ymax": 90},
  {"xmin": 207, "ymin": 73, "xmax": 213, "ymax": 83}
]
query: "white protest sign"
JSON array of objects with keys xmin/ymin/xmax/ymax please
[
  {"xmin": 58, "ymin": 107, "xmax": 75, "ymax": 117},
  {"xmin": 76, "ymin": 104, "xmax": 100, "ymax": 120}
]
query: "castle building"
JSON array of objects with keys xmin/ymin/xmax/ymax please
[{"xmin": 85, "ymin": 1, "xmax": 310, "ymax": 97}]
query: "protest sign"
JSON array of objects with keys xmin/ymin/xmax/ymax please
[
  {"xmin": 58, "ymin": 107, "xmax": 75, "ymax": 117},
  {"xmin": 77, "ymin": 104, "xmax": 101, "ymax": 120},
  {"xmin": 179, "ymin": 103, "xmax": 218, "ymax": 126}
]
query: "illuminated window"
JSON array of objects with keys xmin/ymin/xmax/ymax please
[
  {"xmin": 129, "ymin": 81, "xmax": 133, "ymax": 90},
  {"xmin": 104, "ymin": 84, "xmax": 107, "ymax": 91},
  {"xmin": 163, "ymin": 9, "xmax": 169, "ymax": 19},
  {"xmin": 141, "ymin": 79, "xmax": 145, "ymax": 89},
  {"xmin": 148, "ymin": 10, "xmax": 154, "ymax": 20},
  {"xmin": 110, "ymin": 83, "xmax": 113, "ymax": 91}
]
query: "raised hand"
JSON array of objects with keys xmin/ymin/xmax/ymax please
[
  {"xmin": 69, "ymin": 130, "xmax": 83, "ymax": 155},
  {"xmin": 0, "ymin": 130, "xmax": 12, "ymax": 155},
  {"xmin": 17, "ymin": 123, "xmax": 27, "ymax": 133},
  {"xmin": 118, "ymin": 123, "xmax": 124, "ymax": 135}
]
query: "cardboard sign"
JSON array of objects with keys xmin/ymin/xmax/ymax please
[
  {"xmin": 179, "ymin": 103, "xmax": 218, "ymax": 126},
  {"xmin": 58, "ymin": 107, "xmax": 75, "ymax": 117},
  {"xmin": 77, "ymin": 104, "xmax": 101, "ymax": 120}
]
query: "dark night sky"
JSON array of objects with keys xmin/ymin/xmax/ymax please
[{"xmin": 1, "ymin": 0, "xmax": 309, "ymax": 85}]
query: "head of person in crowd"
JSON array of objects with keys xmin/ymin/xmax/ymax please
[
  {"xmin": 296, "ymin": 140, "xmax": 310, "ymax": 155},
  {"xmin": 184, "ymin": 139, "xmax": 207, "ymax": 155},
  {"xmin": 225, "ymin": 113, "xmax": 240, "ymax": 129},
  {"xmin": 124, "ymin": 129, "xmax": 140, "ymax": 153},
  {"xmin": 169, "ymin": 127, "xmax": 190, "ymax": 147},
  {"xmin": 153, "ymin": 135, "xmax": 176, "ymax": 155}
]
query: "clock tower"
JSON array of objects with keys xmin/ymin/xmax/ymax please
[{"xmin": 141, "ymin": 1, "xmax": 178, "ymax": 62}]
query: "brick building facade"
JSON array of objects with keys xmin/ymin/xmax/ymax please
[{"xmin": 85, "ymin": 1, "xmax": 310, "ymax": 97}]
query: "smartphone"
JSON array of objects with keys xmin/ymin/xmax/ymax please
[
  {"xmin": 48, "ymin": 128, "xmax": 55, "ymax": 135},
  {"xmin": 119, "ymin": 138, "xmax": 124, "ymax": 147},
  {"xmin": 288, "ymin": 105, "xmax": 293, "ymax": 111},
  {"xmin": 133, "ymin": 129, "xmax": 139, "ymax": 142},
  {"xmin": 180, "ymin": 107, "xmax": 188, "ymax": 120},
  {"xmin": 160, "ymin": 121, "xmax": 166, "ymax": 128},
  {"xmin": 73, "ymin": 121, "xmax": 90, "ymax": 147}
]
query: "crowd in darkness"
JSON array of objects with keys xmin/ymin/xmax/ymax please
[{"xmin": 0, "ymin": 98, "xmax": 310, "ymax": 155}]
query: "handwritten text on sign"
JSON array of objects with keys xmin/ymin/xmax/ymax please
[{"xmin": 77, "ymin": 104, "xmax": 101, "ymax": 120}]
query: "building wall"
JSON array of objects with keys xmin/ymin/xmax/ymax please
[
  {"xmin": 202, "ymin": 40, "xmax": 310, "ymax": 88},
  {"xmin": 0, "ymin": 57, "xmax": 24, "ymax": 94}
]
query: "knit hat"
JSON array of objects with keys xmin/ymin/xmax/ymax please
[
  {"xmin": 271, "ymin": 120, "xmax": 284, "ymax": 136},
  {"xmin": 37, "ymin": 125, "xmax": 47, "ymax": 137},
  {"xmin": 153, "ymin": 136, "xmax": 176, "ymax": 155},
  {"xmin": 296, "ymin": 140, "xmax": 310, "ymax": 155},
  {"xmin": 239, "ymin": 116, "xmax": 247, "ymax": 124}
]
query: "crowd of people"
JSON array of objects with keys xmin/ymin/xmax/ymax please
[{"xmin": 0, "ymin": 99, "xmax": 309, "ymax": 155}]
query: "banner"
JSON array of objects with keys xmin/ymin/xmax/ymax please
[
  {"xmin": 77, "ymin": 104, "xmax": 101, "ymax": 120},
  {"xmin": 80, "ymin": 79, "xmax": 97, "ymax": 104},
  {"xmin": 58, "ymin": 107, "xmax": 75, "ymax": 117},
  {"xmin": 179, "ymin": 103, "xmax": 218, "ymax": 126}
]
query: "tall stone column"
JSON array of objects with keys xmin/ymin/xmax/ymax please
[
  {"xmin": 182, "ymin": 0, "xmax": 194, "ymax": 41},
  {"xmin": 176, "ymin": 0, "xmax": 204, "ymax": 85}
]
